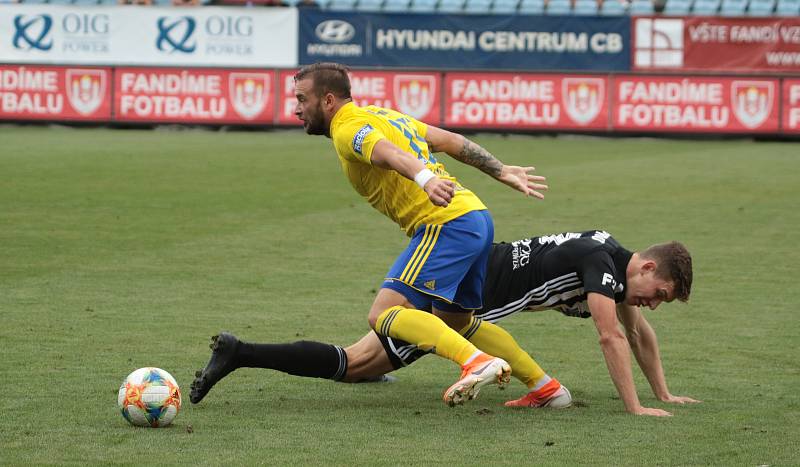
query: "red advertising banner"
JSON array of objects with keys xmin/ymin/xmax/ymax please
[
  {"xmin": 613, "ymin": 76, "xmax": 780, "ymax": 133},
  {"xmin": 444, "ymin": 72, "xmax": 610, "ymax": 130},
  {"xmin": 277, "ymin": 70, "xmax": 441, "ymax": 126},
  {"xmin": 633, "ymin": 17, "xmax": 800, "ymax": 73},
  {"xmin": 0, "ymin": 65, "xmax": 112, "ymax": 121},
  {"xmin": 783, "ymin": 79, "xmax": 800, "ymax": 133},
  {"xmin": 114, "ymin": 68, "xmax": 275, "ymax": 124},
  {"xmin": 3, "ymin": 65, "xmax": 798, "ymax": 136}
]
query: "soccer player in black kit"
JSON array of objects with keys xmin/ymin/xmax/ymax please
[{"xmin": 191, "ymin": 230, "xmax": 700, "ymax": 416}]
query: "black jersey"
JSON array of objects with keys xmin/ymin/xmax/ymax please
[
  {"xmin": 377, "ymin": 230, "xmax": 634, "ymax": 369},
  {"xmin": 477, "ymin": 230, "xmax": 633, "ymax": 322}
]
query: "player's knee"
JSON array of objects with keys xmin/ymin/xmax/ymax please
[
  {"xmin": 368, "ymin": 305, "xmax": 405, "ymax": 331},
  {"xmin": 367, "ymin": 307, "xmax": 383, "ymax": 330}
]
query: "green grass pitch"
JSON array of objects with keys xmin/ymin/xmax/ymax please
[{"xmin": 1, "ymin": 126, "xmax": 798, "ymax": 465}]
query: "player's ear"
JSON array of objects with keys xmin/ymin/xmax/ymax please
[
  {"xmin": 323, "ymin": 92, "xmax": 336, "ymax": 109},
  {"xmin": 642, "ymin": 260, "xmax": 657, "ymax": 273}
]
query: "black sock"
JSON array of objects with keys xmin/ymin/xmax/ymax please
[{"xmin": 236, "ymin": 340, "xmax": 348, "ymax": 381}]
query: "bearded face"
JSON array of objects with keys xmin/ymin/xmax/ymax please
[
  {"xmin": 303, "ymin": 99, "xmax": 328, "ymax": 136},
  {"xmin": 294, "ymin": 78, "xmax": 330, "ymax": 136}
]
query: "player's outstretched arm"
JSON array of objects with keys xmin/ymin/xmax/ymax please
[
  {"xmin": 589, "ymin": 293, "xmax": 672, "ymax": 417},
  {"xmin": 425, "ymin": 126, "xmax": 548, "ymax": 199},
  {"xmin": 371, "ymin": 139, "xmax": 455, "ymax": 207},
  {"xmin": 617, "ymin": 304, "xmax": 702, "ymax": 405}
]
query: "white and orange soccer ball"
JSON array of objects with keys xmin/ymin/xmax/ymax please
[{"xmin": 118, "ymin": 367, "xmax": 181, "ymax": 427}]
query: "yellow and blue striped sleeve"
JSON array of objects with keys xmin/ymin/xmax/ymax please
[{"xmin": 409, "ymin": 117, "xmax": 428, "ymax": 142}]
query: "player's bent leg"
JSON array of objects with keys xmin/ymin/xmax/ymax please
[
  {"xmin": 342, "ymin": 332, "xmax": 399, "ymax": 383},
  {"xmin": 190, "ymin": 332, "xmax": 241, "ymax": 404},
  {"xmin": 370, "ymin": 289, "xmax": 510, "ymax": 406},
  {"xmin": 373, "ymin": 304, "xmax": 479, "ymax": 365},
  {"xmin": 369, "ymin": 289, "xmax": 476, "ymax": 365},
  {"xmin": 432, "ymin": 309, "xmax": 511, "ymax": 406},
  {"xmin": 452, "ymin": 315, "xmax": 571, "ymax": 408},
  {"xmin": 455, "ymin": 315, "xmax": 548, "ymax": 389}
]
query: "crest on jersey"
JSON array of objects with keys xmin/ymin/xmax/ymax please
[
  {"xmin": 66, "ymin": 69, "xmax": 105, "ymax": 116},
  {"xmin": 229, "ymin": 73, "xmax": 270, "ymax": 120},
  {"xmin": 393, "ymin": 75, "xmax": 435, "ymax": 120},
  {"xmin": 562, "ymin": 78, "xmax": 604, "ymax": 126},
  {"xmin": 731, "ymin": 81, "xmax": 773, "ymax": 129}
]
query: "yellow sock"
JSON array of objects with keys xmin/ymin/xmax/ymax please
[
  {"xmin": 375, "ymin": 306, "xmax": 477, "ymax": 365},
  {"xmin": 460, "ymin": 317, "xmax": 546, "ymax": 388}
]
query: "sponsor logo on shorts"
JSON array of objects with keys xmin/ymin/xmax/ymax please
[
  {"xmin": 352, "ymin": 124, "xmax": 373, "ymax": 154},
  {"xmin": 511, "ymin": 238, "xmax": 532, "ymax": 270},
  {"xmin": 424, "ymin": 280, "xmax": 436, "ymax": 290}
]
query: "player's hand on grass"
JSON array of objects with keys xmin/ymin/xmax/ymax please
[
  {"xmin": 424, "ymin": 177, "xmax": 455, "ymax": 207},
  {"xmin": 498, "ymin": 165, "xmax": 548, "ymax": 199},
  {"xmin": 631, "ymin": 406, "xmax": 673, "ymax": 417},
  {"xmin": 660, "ymin": 394, "xmax": 702, "ymax": 404}
]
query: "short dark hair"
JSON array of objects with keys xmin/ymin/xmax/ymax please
[
  {"xmin": 294, "ymin": 62, "xmax": 352, "ymax": 100},
  {"xmin": 640, "ymin": 241, "xmax": 693, "ymax": 302}
]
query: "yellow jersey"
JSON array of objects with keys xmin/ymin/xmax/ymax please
[{"xmin": 330, "ymin": 102, "xmax": 486, "ymax": 236}]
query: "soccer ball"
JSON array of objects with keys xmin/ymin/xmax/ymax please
[{"xmin": 118, "ymin": 367, "xmax": 181, "ymax": 427}]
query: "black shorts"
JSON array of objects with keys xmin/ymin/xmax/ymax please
[{"xmin": 376, "ymin": 333, "xmax": 433, "ymax": 370}]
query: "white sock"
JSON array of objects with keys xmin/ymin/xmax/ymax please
[
  {"xmin": 530, "ymin": 374, "xmax": 553, "ymax": 391},
  {"xmin": 463, "ymin": 350, "xmax": 484, "ymax": 365}
]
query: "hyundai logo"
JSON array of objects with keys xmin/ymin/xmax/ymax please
[
  {"xmin": 315, "ymin": 20, "xmax": 355, "ymax": 44},
  {"xmin": 13, "ymin": 15, "xmax": 53, "ymax": 51},
  {"xmin": 156, "ymin": 16, "xmax": 197, "ymax": 53}
]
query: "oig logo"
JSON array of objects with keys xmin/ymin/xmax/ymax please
[
  {"xmin": 156, "ymin": 16, "xmax": 197, "ymax": 53},
  {"xmin": 315, "ymin": 20, "xmax": 355, "ymax": 43},
  {"xmin": 205, "ymin": 15, "xmax": 252, "ymax": 37},
  {"xmin": 62, "ymin": 13, "xmax": 109, "ymax": 35},
  {"xmin": 13, "ymin": 14, "xmax": 53, "ymax": 51}
]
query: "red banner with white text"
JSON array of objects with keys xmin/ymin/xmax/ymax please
[
  {"xmin": 613, "ymin": 75, "xmax": 780, "ymax": 133},
  {"xmin": 278, "ymin": 69, "xmax": 441, "ymax": 126},
  {"xmin": 0, "ymin": 65, "xmax": 112, "ymax": 121},
  {"xmin": 633, "ymin": 17, "xmax": 800, "ymax": 73},
  {"xmin": 3, "ymin": 65, "xmax": 799, "ymax": 135},
  {"xmin": 113, "ymin": 68, "xmax": 275, "ymax": 124},
  {"xmin": 783, "ymin": 79, "xmax": 800, "ymax": 134},
  {"xmin": 443, "ymin": 72, "xmax": 610, "ymax": 130}
]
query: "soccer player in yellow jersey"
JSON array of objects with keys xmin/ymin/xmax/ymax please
[{"xmin": 292, "ymin": 62, "xmax": 549, "ymax": 406}]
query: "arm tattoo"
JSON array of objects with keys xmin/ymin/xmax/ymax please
[{"xmin": 455, "ymin": 138, "xmax": 503, "ymax": 178}]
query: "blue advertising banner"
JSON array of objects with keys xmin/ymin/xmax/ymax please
[{"xmin": 299, "ymin": 11, "xmax": 630, "ymax": 72}]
